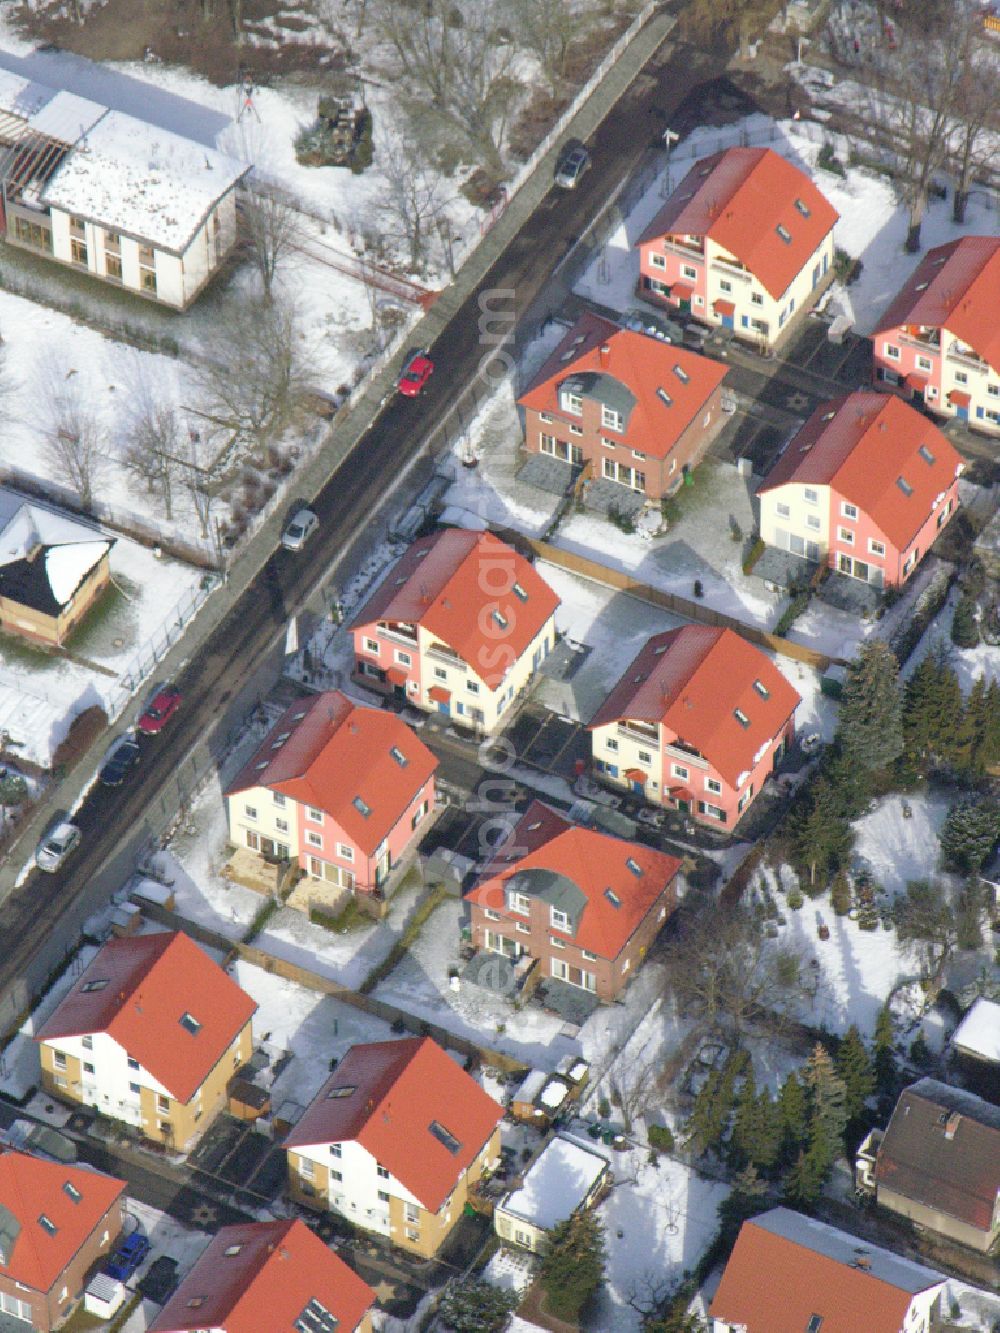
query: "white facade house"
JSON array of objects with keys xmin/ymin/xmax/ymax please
[{"xmin": 0, "ymin": 71, "xmax": 248, "ymax": 309}]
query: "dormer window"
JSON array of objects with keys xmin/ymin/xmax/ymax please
[
  {"xmin": 507, "ymin": 890, "xmax": 531, "ymax": 914},
  {"xmin": 602, "ymin": 405, "xmax": 624, "ymax": 432},
  {"xmin": 562, "ymin": 390, "xmax": 583, "ymax": 415},
  {"xmin": 224, "ymin": 1243, "xmax": 243, "ymax": 1257},
  {"xmin": 550, "ymin": 907, "xmax": 570, "ymax": 931},
  {"xmin": 38, "ymin": 1215, "xmax": 57, "ymax": 1236},
  {"xmin": 62, "ymin": 1182, "xmax": 81, "ymax": 1203}
]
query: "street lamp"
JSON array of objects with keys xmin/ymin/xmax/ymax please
[{"xmin": 661, "ymin": 128, "xmax": 679, "ymax": 196}]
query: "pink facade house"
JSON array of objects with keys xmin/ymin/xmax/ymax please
[
  {"xmin": 872, "ymin": 236, "xmax": 1000, "ymax": 437},
  {"xmin": 589, "ymin": 626, "xmax": 800, "ymax": 829},
  {"xmin": 225, "ymin": 690, "xmax": 437, "ymax": 907},
  {"xmin": 759, "ymin": 392, "xmax": 963, "ymax": 589},
  {"xmin": 636, "ymin": 147, "xmax": 838, "ymax": 352}
]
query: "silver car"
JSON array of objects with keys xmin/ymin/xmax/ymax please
[
  {"xmin": 35, "ymin": 821, "xmax": 81, "ymax": 873},
  {"xmin": 554, "ymin": 145, "xmax": 591, "ymax": 189},
  {"xmin": 281, "ymin": 507, "xmax": 319, "ymax": 552}
]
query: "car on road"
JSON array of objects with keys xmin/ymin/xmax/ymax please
[
  {"xmin": 138, "ymin": 684, "xmax": 182, "ymax": 736},
  {"xmin": 397, "ymin": 349, "xmax": 434, "ymax": 397},
  {"xmin": 99, "ymin": 736, "xmax": 141, "ymax": 787},
  {"xmin": 554, "ymin": 144, "xmax": 591, "ymax": 189},
  {"xmin": 35, "ymin": 822, "xmax": 81, "ymax": 873},
  {"xmin": 281, "ymin": 506, "xmax": 319, "ymax": 552},
  {"xmin": 104, "ymin": 1231, "xmax": 151, "ymax": 1283}
]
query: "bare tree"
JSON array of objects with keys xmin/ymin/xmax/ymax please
[
  {"xmin": 38, "ymin": 369, "xmax": 106, "ymax": 510},
  {"xmin": 663, "ymin": 902, "xmax": 820, "ymax": 1041},
  {"xmin": 375, "ymin": 128, "xmax": 453, "ymax": 273},
  {"xmin": 371, "ymin": 0, "xmax": 521, "ymax": 173},
  {"xmin": 118, "ymin": 366, "xmax": 185, "ymax": 520},
  {"xmin": 240, "ymin": 185, "xmax": 303, "ymax": 302},
  {"xmin": 509, "ymin": 0, "xmax": 575, "ymax": 93},
  {"xmin": 947, "ymin": 4, "xmax": 995, "ymax": 225},
  {"xmin": 859, "ymin": 5, "xmax": 966, "ymax": 251},
  {"xmin": 192, "ymin": 296, "xmax": 314, "ymax": 463}
]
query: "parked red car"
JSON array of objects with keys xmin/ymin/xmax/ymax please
[
  {"xmin": 397, "ymin": 349, "xmax": 434, "ymax": 397},
  {"xmin": 138, "ymin": 684, "xmax": 182, "ymax": 735}
]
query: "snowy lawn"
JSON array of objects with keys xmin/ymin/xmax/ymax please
[
  {"xmin": 371, "ymin": 896, "xmax": 573, "ymax": 1069},
  {"xmin": 573, "ymin": 109, "xmax": 999, "ymax": 337},
  {"xmin": 590, "ymin": 1149, "xmax": 729, "ymax": 1333},
  {"xmin": 255, "ymin": 875, "xmax": 425, "ymax": 992},
  {"xmin": 0, "ymin": 942, "xmax": 98, "ymax": 1100},
  {"xmin": 228, "ymin": 959, "xmax": 395, "ymax": 1112}
]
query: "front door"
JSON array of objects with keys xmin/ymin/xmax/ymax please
[
  {"xmin": 956, "ymin": 404, "xmax": 969, "ymax": 422},
  {"xmin": 676, "ymin": 798, "xmax": 690, "ymax": 814},
  {"xmin": 721, "ymin": 314, "xmax": 734, "ymax": 330},
  {"xmin": 437, "ymin": 701, "xmax": 450, "ymax": 716},
  {"xmin": 631, "ymin": 779, "xmax": 644, "ymax": 795}
]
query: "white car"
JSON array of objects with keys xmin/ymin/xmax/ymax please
[
  {"xmin": 35, "ymin": 822, "xmax": 81, "ymax": 873},
  {"xmin": 281, "ymin": 507, "xmax": 319, "ymax": 552},
  {"xmin": 554, "ymin": 145, "xmax": 591, "ymax": 189}
]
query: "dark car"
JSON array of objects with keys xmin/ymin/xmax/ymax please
[
  {"xmin": 104, "ymin": 1231, "xmax": 150, "ymax": 1282},
  {"xmin": 138, "ymin": 684, "xmax": 182, "ymax": 736},
  {"xmin": 397, "ymin": 349, "xmax": 434, "ymax": 397},
  {"xmin": 99, "ymin": 736, "xmax": 141, "ymax": 787}
]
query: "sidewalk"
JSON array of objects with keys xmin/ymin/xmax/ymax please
[{"xmin": 0, "ymin": 7, "xmax": 678, "ymax": 904}]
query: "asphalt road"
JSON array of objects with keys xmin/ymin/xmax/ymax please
[{"xmin": 0, "ymin": 36, "xmax": 737, "ymax": 1024}]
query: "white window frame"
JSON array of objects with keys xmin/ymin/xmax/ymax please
[
  {"xmin": 671, "ymin": 763, "xmax": 689, "ymax": 780},
  {"xmin": 841, "ymin": 502, "xmax": 858, "ymax": 520},
  {"xmin": 838, "ymin": 527, "xmax": 855, "ymax": 544},
  {"xmin": 868, "ymin": 539, "xmax": 886, "ymax": 557},
  {"xmin": 601, "ymin": 404, "xmax": 624, "ymax": 433},
  {"xmin": 306, "ymin": 831, "xmax": 323, "ymax": 849},
  {"xmin": 884, "ymin": 343, "xmax": 901, "ymax": 360}
]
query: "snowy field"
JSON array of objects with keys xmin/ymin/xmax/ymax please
[{"xmin": 574, "ymin": 110, "xmax": 999, "ymax": 337}]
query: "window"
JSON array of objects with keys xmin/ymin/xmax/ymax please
[
  {"xmin": 128, "ymin": 1057, "xmax": 140, "ymax": 1071},
  {"xmin": 491, "ymin": 610, "xmax": 509, "ymax": 630},
  {"xmin": 81, "ymin": 1034, "xmax": 94, "ymax": 1050},
  {"xmin": 698, "ymin": 801, "xmax": 726, "ymax": 821},
  {"xmin": 485, "ymin": 908, "xmax": 501, "ymax": 921},
  {"xmin": 551, "ymin": 936, "xmax": 566, "ymax": 949},
  {"xmin": 129, "ymin": 1081, "xmax": 140, "ymax": 1094},
  {"xmin": 353, "ymin": 796, "xmax": 371, "ymax": 816},
  {"xmin": 897, "ymin": 477, "xmax": 913, "ymax": 497},
  {"xmin": 656, "ymin": 387, "xmax": 673, "ymax": 407},
  {"xmin": 954, "ymin": 371, "xmax": 968, "ymax": 385},
  {"xmin": 516, "ymin": 921, "xmax": 530, "ymax": 934},
  {"xmin": 602, "ymin": 405, "xmax": 624, "ymax": 432},
  {"xmin": 105, "ymin": 253, "xmax": 122, "ymax": 281},
  {"xmin": 682, "ymin": 264, "xmax": 698, "ymax": 280},
  {"xmin": 299, "ymin": 1158, "xmax": 314, "ymax": 1178},
  {"xmin": 275, "ymin": 818, "xmax": 288, "ymax": 834},
  {"xmin": 989, "ymin": 383, "xmax": 999, "ymax": 397},
  {"xmin": 776, "ymin": 502, "xmax": 790, "ymax": 519},
  {"xmin": 395, "ymin": 650, "xmax": 412, "ymax": 667},
  {"xmin": 158, "ymin": 1094, "xmax": 171, "ymax": 1113},
  {"xmin": 582, "ymin": 949, "xmax": 598, "ymax": 962},
  {"xmin": 719, "ymin": 279, "xmax": 732, "ymax": 293},
  {"xmin": 606, "ymin": 737, "xmax": 619, "ymax": 752},
  {"xmin": 917, "ymin": 356, "xmax": 932, "ymax": 372},
  {"xmin": 753, "ymin": 680, "xmax": 770, "ymax": 699},
  {"xmin": 405, "ymin": 1202, "xmax": 420, "ymax": 1224},
  {"xmin": 884, "ymin": 343, "xmax": 900, "ymax": 360},
  {"xmin": 671, "ymin": 763, "xmax": 689, "ymax": 780},
  {"xmin": 63, "ymin": 1181, "xmax": 82, "ymax": 1204},
  {"xmin": 434, "ymin": 666, "xmax": 448, "ymax": 682},
  {"xmin": 605, "ymin": 888, "xmax": 622, "ymax": 909},
  {"xmin": 38, "ymin": 1215, "xmax": 57, "ymax": 1236},
  {"xmin": 306, "ymin": 831, "xmax": 323, "ymax": 848},
  {"xmin": 569, "ymin": 423, "xmax": 583, "ymax": 436},
  {"xmin": 650, "ymin": 252, "xmax": 666, "ymax": 269},
  {"xmin": 733, "ymin": 708, "xmax": 750, "ymax": 728},
  {"xmin": 244, "ymin": 804, "xmax": 258, "ymax": 820},
  {"xmin": 550, "ymin": 907, "xmax": 570, "ymax": 931},
  {"xmin": 794, "ymin": 198, "xmax": 811, "ymax": 218},
  {"xmin": 841, "ymin": 502, "xmax": 858, "ymax": 520},
  {"xmin": 70, "ymin": 237, "xmax": 88, "ymax": 266},
  {"xmin": 390, "ymin": 745, "xmax": 408, "ymax": 768},
  {"xmin": 365, "ymin": 637, "xmax": 379, "ymax": 654},
  {"xmin": 508, "ymin": 890, "xmax": 531, "ymax": 914},
  {"xmin": 224, "ymin": 1243, "xmax": 243, "ymax": 1257},
  {"xmin": 806, "ymin": 515, "xmax": 821, "ymax": 531},
  {"xmin": 53, "ymin": 1051, "xmax": 67, "ymax": 1070},
  {"xmin": 804, "ymin": 488, "xmax": 818, "ymax": 504},
  {"xmin": 411, "ymin": 800, "xmax": 429, "ymax": 830},
  {"xmin": 307, "ymin": 807, "xmax": 324, "ymax": 824},
  {"xmin": 81, "ymin": 979, "xmax": 109, "ymax": 993},
  {"xmin": 327, "ymin": 1084, "xmax": 357, "ymax": 1098},
  {"xmin": 330, "ymin": 1168, "xmax": 343, "ymax": 1182},
  {"xmin": 429, "ymin": 1121, "xmax": 461, "ymax": 1154},
  {"xmin": 539, "ymin": 412, "xmax": 552, "ymax": 423},
  {"xmin": 140, "ymin": 267, "xmax": 157, "ymax": 295},
  {"xmin": 377, "ymin": 1165, "xmax": 390, "ymax": 1179},
  {"xmin": 467, "ymin": 680, "xmax": 480, "ymax": 694},
  {"xmin": 807, "ymin": 1318, "xmax": 823, "ymax": 1333},
  {"xmin": 918, "ymin": 444, "xmax": 935, "ymax": 465},
  {"xmin": 868, "ymin": 539, "xmax": 885, "ymax": 557},
  {"xmin": 562, "ymin": 391, "xmax": 583, "ymax": 415},
  {"xmin": 83, "ymin": 1062, "xmax": 95, "ymax": 1074},
  {"xmin": 775, "ymin": 224, "xmax": 791, "ymax": 244},
  {"xmin": 338, "ymin": 843, "xmax": 354, "ymax": 861},
  {"xmin": 838, "ymin": 527, "xmax": 854, "ymax": 544},
  {"xmin": 638, "ymin": 750, "xmax": 651, "ymax": 764},
  {"xmin": 673, "ymin": 363, "xmax": 689, "ymax": 384},
  {"xmin": 706, "ymin": 777, "xmax": 722, "ymax": 794},
  {"xmin": 750, "ymin": 292, "xmax": 763, "ymax": 306}
]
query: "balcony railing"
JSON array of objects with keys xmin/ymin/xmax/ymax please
[
  {"xmin": 898, "ymin": 330, "xmax": 940, "ymax": 353},
  {"xmin": 665, "ymin": 741, "xmax": 708, "ymax": 770},
  {"xmin": 617, "ymin": 720, "xmax": 658, "ymax": 743},
  {"xmin": 427, "ymin": 643, "xmax": 467, "ymax": 671},
  {"xmin": 377, "ymin": 623, "xmax": 418, "ymax": 648},
  {"xmin": 945, "ymin": 345, "xmax": 987, "ymax": 374},
  {"xmin": 658, "ymin": 237, "xmax": 705, "ymax": 263}
]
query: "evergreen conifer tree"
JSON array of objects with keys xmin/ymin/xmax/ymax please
[
  {"xmin": 873, "ymin": 1003, "xmax": 896, "ymax": 1092},
  {"xmin": 839, "ymin": 642, "xmax": 903, "ymax": 772},
  {"xmin": 541, "ymin": 1210, "xmax": 605, "ymax": 1322},
  {"xmin": 790, "ymin": 777, "xmax": 854, "ymax": 888},
  {"xmin": 778, "ymin": 1070, "xmax": 808, "ymax": 1161},
  {"xmin": 836, "ymin": 1024, "xmax": 875, "ymax": 1120},
  {"xmin": 803, "ymin": 1043, "xmax": 848, "ymax": 1172},
  {"xmin": 951, "ymin": 590, "xmax": 980, "ymax": 648},
  {"xmin": 940, "ymin": 797, "xmax": 1000, "ymax": 875}
]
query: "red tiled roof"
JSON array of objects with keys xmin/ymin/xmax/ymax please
[
  {"xmin": 709, "ymin": 1209, "xmax": 943, "ymax": 1332},
  {"xmin": 638, "ymin": 147, "xmax": 838, "ymax": 298},
  {"xmin": 225, "ymin": 691, "xmax": 437, "ymax": 858},
  {"xmin": 467, "ymin": 800, "xmax": 682, "ymax": 960},
  {"xmin": 350, "ymin": 529, "xmax": 559, "ymax": 688},
  {"xmin": 589, "ymin": 626, "xmax": 800, "ymax": 789},
  {"xmin": 35, "ymin": 932, "xmax": 257, "ymax": 1104},
  {"xmin": 0, "ymin": 1148, "xmax": 124, "ymax": 1296},
  {"xmin": 148, "ymin": 1219, "xmax": 374, "ymax": 1333},
  {"xmin": 284, "ymin": 1038, "xmax": 503, "ymax": 1213},
  {"xmin": 518, "ymin": 311, "xmax": 727, "ymax": 463},
  {"xmin": 759, "ymin": 392, "xmax": 963, "ymax": 551},
  {"xmin": 873, "ymin": 236, "xmax": 1000, "ymax": 370}
]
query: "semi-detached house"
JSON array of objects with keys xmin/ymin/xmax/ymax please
[
  {"xmin": 148, "ymin": 1218, "xmax": 376, "ymax": 1333},
  {"xmin": 589, "ymin": 625, "xmax": 800, "ymax": 828},
  {"xmin": 285, "ymin": 1036, "xmax": 503, "ymax": 1259},
  {"xmin": 758, "ymin": 392, "xmax": 962, "ymax": 589},
  {"xmin": 35, "ymin": 931, "xmax": 256, "ymax": 1152},
  {"xmin": 517, "ymin": 310, "xmax": 728, "ymax": 501},
  {"xmin": 637, "ymin": 146, "xmax": 838, "ymax": 352},
  {"xmin": 466, "ymin": 800, "xmax": 683, "ymax": 1000},
  {"xmin": 225, "ymin": 689, "xmax": 437, "ymax": 907},
  {"xmin": 350, "ymin": 528, "xmax": 560, "ymax": 733},
  {"xmin": 872, "ymin": 235, "xmax": 1000, "ymax": 436},
  {"xmin": 0, "ymin": 1149, "xmax": 125, "ymax": 1333}
]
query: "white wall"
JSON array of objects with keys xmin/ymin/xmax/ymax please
[
  {"xmin": 296, "ymin": 1138, "xmax": 423, "ymax": 1236},
  {"xmin": 43, "ymin": 1031, "xmax": 172, "ymax": 1126}
]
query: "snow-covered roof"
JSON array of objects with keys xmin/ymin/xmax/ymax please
[
  {"xmin": 499, "ymin": 1136, "xmax": 609, "ymax": 1233},
  {"xmin": 28, "ymin": 90, "xmax": 105, "ymax": 144},
  {"xmin": 512, "ymin": 1070, "xmax": 547, "ymax": 1105},
  {"xmin": 0, "ymin": 491, "xmax": 111, "ymax": 612},
  {"xmin": 41, "ymin": 109, "xmax": 248, "ymax": 252},
  {"xmin": 0, "ymin": 69, "xmax": 50, "ymax": 122},
  {"xmin": 951, "ymin": 998, "xmax": 1000, "ymax": 1062},
  {"xmin": 539, "ymin": 1079, "xmax": 569, "ymax": 1110}
]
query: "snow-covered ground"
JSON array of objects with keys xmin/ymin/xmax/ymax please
[
  {"xmin": 852, "ymin": 791, "xmax": 952, "ymax": 896},
  {"xmin": 574, "ymin": 110, "xmax": 998, "ymax": 338},
  {"xmin": 0, "ymin": 942, "xmax": 98, "ymax": 1100},
  {"xmin": 117, "ymin": 1200, "xmax": 215, "ymax": 1333},
  {"xmin": 903, "ymin": 582, "xmax": 1000, "ymax": 691}
]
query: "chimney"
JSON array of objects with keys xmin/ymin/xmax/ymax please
[
  {"xmin": 599, "ymin": 343, "xmax": 610, "ymax": 366},
  {"xmin": 944, "ymin": 1112, "xmax": 961, "ymax": 1140}
]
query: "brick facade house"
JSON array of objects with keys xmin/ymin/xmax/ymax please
[
  {"xmin": 516, "ymin": 311, "xmax": 728, "ymax": 501},
  {"xmin": 285, "ymin": 1037, "xmax": 503, "ymax": 1259},
  {"xmin": 466, "ymin": 800, "xmax": 682, "ymax": 1000},
  {"xmin": 225, "ymin": 690, "xmax": 437, "ymax": 906},
  {"xmin": 350, "ymin": 529, "xmax": 559, "ymax": 734},
  {"xmin": 36, "ymin": 931, "xmax": 256, "ymax": 1153},
  {"xmin": 0, "ymin": 1148, "xmax": 124, "ymax": 1332},
  {"xmin": 872, "ymin": 236, "xmax": 1000, "ymax": 436},
  {"xmin": 589, "ymin": 625, "xmax": 800, "ymax": 828},
  {"xmin": 636, "ymin": 147, "xmax": 838, "ymax": 352},
  {"xmin": 758, "ymin": 392, "xmax": 962, "ymax": 589}
]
